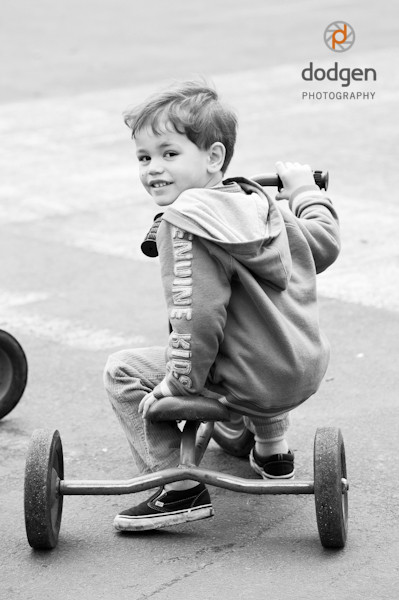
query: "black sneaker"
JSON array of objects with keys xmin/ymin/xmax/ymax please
[
  {"xmin": 114, "ymin": 483, "xmax": 214, "ymax": 532},
  {"xmin": 249, "ymin": 448, "xmax": 295, "ymax": 479}
]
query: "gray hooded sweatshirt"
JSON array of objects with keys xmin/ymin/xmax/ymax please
[{"xmin": 153, "ymin": 177, "xmax": 340, "ymax": 416}]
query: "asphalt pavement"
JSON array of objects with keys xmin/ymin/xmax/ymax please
[{"xmin": 1, "ymin": 2, "xmax": 399, "ymax": 599}]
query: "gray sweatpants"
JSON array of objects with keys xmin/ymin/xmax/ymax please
[{"xmin": 104, "ymin": 346, "xmax": 290, "ymax": 474}]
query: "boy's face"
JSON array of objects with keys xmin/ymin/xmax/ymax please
[{"xmin": 134, "ymin": 124, "xmax": 221, "ymax": 206}]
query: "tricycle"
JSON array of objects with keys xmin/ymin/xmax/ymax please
[{"xmin": 24, "ymin": 169, "xmax": 348, "ymax": 550}]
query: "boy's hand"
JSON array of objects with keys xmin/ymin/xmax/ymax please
[
  {"xmin": 275, "ymin": 161, "xmax": 315, "ymax": 201},
  {"xmin": 139, "ymin": 391, "xmax": 158, "ymax": 418}
]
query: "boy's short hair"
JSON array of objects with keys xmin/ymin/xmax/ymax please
[{"xmin": 124, "ymin": 80, "xmax": 237, "ymax": 174}]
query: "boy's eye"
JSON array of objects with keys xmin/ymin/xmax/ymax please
[
  {"xmin": 164, "ymin": 151, "xmax": 178, "ymax": 158},
  {"xmin": 138, "ymin": 155, "xmax": 150, "ymax": 163}
]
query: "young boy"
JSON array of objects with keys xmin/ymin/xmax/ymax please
[{"xmin": 104, "ymin": 80, "xmax": 340, "ymax": 532}]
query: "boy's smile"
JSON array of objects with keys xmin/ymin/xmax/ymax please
[{"xmin": 135, "ymin": 125, "xmax": 223, "ymax": 206}]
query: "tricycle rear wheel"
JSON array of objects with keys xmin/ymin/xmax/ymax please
[
  {"xmin": 314, "ymin": 427, "xmax": 348, "ymax": 548},
  {"xmin": 212, "ymin": 414, "xmax": 254, "ymax": 457}
]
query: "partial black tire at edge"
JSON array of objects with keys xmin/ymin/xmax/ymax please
[{"xmin": 0, "ymin": 329, "xmax": 28, "ymax": 419}]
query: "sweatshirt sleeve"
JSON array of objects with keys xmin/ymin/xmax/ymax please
[
  {"xmin": 152, "ymin": 219, "xmax": 232, "ymax": 399},
  {"xmin": 289, "ymin": 186, "xmax": 341, "ymax": 273}
]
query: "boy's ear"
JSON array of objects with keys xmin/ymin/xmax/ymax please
[{"xmin": 207, "ymin": 142, "xmax": 226, "ymax": 173}]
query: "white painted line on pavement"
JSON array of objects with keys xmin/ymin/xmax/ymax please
[
  {"xmin": 1, "ymin": 311, "xmax": 146, "ymax": 351},
  {"xmin": 0, "ymin": 291, "xmax": 50, "ymax": 307},
  {"xmin": 0, "ymin": 290, "xmax": 146, "ymax": 350}
]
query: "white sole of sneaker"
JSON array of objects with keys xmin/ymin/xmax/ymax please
[
  {"xmin": 114, "ymin": 505, "xmax": 214, "ymax": 532},
  {"xmin": 249, "ymin": 451, "xmax": 295, "ymax": 480}
]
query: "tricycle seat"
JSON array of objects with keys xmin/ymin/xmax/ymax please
[{"xmin": 146, "ymin": 395, "xmax": 231, "ymax": 422}]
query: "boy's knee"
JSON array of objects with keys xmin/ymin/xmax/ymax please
[
  {"xmin": 103, "ymin": 348, "xmax": 149, "ymax": 388},
  {"xmin": 103, "ymin": 350, "xmax": 134, "ymax": 389}
]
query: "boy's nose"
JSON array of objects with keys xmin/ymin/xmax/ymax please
[{"xmin": 148, "ymin": 162, "xmax": 164, "ymax": 175}]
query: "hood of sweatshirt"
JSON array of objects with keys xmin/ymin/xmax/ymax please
[{"xmin": 162, "ymin": 177, "xmax": 292, "ymax": 291}]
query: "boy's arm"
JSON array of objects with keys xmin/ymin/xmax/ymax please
[
  {"xmin": 276, "ymin": 161, "xmax": 340, "ymax": 273},
  {"xmin": 290, "ymin": 190, "xmax": 340, "ymax": 273},
  {"xmin": 143, "ymin": 220, "xmax": 232, "ymax": 409}
]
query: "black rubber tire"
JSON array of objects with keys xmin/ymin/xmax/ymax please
[
  {"xmin": 212, "ymin": 414, "xmax": 254, "ymax": 457},
  {"xmin": 0, "ymin": 330, "xmax": 28, "ymax": 419},
  {"xmin": 24, "ymin": 429, "xmax": 64, "ymax": 550},
  {"xmin": 314, "ymin": 427, "xmax": 348, "ymax": 549}
]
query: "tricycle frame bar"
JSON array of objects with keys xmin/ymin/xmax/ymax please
[
  {"xmin": 60, "ymin": 468, "xmax": 316, "ymax": 496},
  {"xmin": 58, "ymin": 419, "xmax": 348, "ymax": 499}
]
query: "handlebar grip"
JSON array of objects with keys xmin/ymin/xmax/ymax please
[
  {"xmin": 141, "ymin": 213, "xmax": 164, "ymax": 257},
  {"xmin": 252, "ymin": 170, "xmax": 329, "ymax": 191}
]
